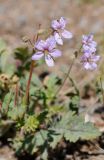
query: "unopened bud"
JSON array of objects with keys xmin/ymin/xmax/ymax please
[
  {"xmin": 22, "ymin": 36, "xmax": 30, "ymax": 43},
  {"xmin": 74, "ymin": 51, "xmax": 78, "ymax": 58}
]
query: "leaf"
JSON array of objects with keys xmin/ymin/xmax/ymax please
[
  {"xmin": 47, "ymin": 105, "xmax": 64, "ymax": 119},
  {"xmin": 1, "ymin": 92, "xmax": 13, "ymax": 113},
  {"xmin": 14, "ymin": 130, "xmax": 48, "ymax": 155},
  {"xmin": 64, "ymin": 121, "xmax": 100, "ymax": 142},
  {"xmin": 50, "ymin": 112, "xmax": 101, "ymax": 142},
  {"xmin": 8, "ymin": 105, "xmax": 26, "ymax": 121},
  {"xmin": 69, "ymin": 95, "xmax": 80, "ymax": 113},
  {"xmin": 37, "ymin": 111, "xmax": 48, "ymax": 123},
  {"xmin": 49, "ymin": 133, "xmax": 62, "ymax": 149},
  {"xmin": 40, "ymin": 148, "xmax": 48, "ymax": 160},
  {"xmin": 0, "ymin": 39, "xmax": 15, "ymax": 75},
  {"xmin": 14, "ymin": 47, "xmax": 30, "ymax": 61},
  {"xmin": 0, "ymin": 51, "xmax": 15, "ymax": 76},
  {"xmin": 14, "ymin": 47, "xmax": 32, "ymax": 76},
  {"xmin": 44, "ymin": 74, "xmax": 59, "ymax": 100},
  {"xmin": 0, "ymin": 38, "xmax": 6, "ymax": 54},
  {"xmin": 31, "ymin": 74, "xmax": 42, "ymax": 87},
  {"xmin": 0, "ymin": 120, "xmax": 14, "ymax": 137},
  {"xmin": 27, "ymin": 73, "xmax": 42, "ymax": 95}
]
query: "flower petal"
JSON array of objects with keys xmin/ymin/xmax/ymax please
[
  {"xmin": 32, "ymin": 52, "xmax": 44, "ymax": 60},
  {"xmin": 62, "ymin": 30, "xmax": 73, "ymax": 39},
  {"xmin": 83, "ymin": 44, "xmax": 96, "ymax": 53},
  {"xmin": 45, "ymin": 55, "xmax": 54, "ymax": 67},
  {"xmin": 83, "ymin": 51, "xmax": 92, "ymax": 57},
  {"xmin": 35, "ymin": 40, "xmax": 46, "ymax": 51},
  {"xmin": 91, "ymin": 41, "xmax": 97, "ymax": 47},
  {"xmin": 84, "ymin": 62, "xmax": 91, "ymax": 70},
  {"xmin": 46, "ymin": 36, "xmax": 56, "ymax": 51},
  {"xmin": 54, "ymin": 32, "xmax": 63, "ymax": 45},
  {"xmin": 59, "ymin": 17, "xmax": 67, "ymax": 29},
  {"xmin": 90, "ymin": 63, "xmax": 97, "ymax": 69},
  {"xmin": 51, "ymin": 20, "xmax": 60, "ymax": 30},
  {"xmin": 50, "ymin": 49, "xmax": 62, "ymax": 58},
  {"xmin": 83, "ymin": 62, "xmax": 97, "ymax": 70},
  {"xmin": 82, "ymin": 35, "xmax": 88, "ymax": 44},
  {"xmin": 82, "ymin": 34, "xmax": 94, "ymax": 44},
  {"xmin": 93, "ymin": 55, "xmax": 100, "ymax": 62},
  {"xmin": 88, "ymin": 34, "xmax": 94, "ymax": 42}
]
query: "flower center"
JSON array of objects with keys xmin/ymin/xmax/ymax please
[
  {"xmin": 87, "ymin": 57, "xmax": 93, "ymax": 63},
  {"xmin": 57, "ymin": 29, "xmax": 62, "ymax": 36},
  {"xmin": 44, "ymin": 49, "xmax": 49, "ymax": 55}
]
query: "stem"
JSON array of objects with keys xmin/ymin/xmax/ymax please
[
  {"xmin": 54, "ymin": 58, "xmax": 75, "ymax": 97},
  {"xmin": 100, "ymin": 77, "xmax": 104, "ymax": 105},
  {"xmin": 54, "ymin": 46, "xmax": 82, "ymax": 97},
  {"xmin": 24, "ymin": 32, "xmax": 39, "ymax": 109},
  {"xmin": 0, "ymin": 101, "xmax": 2, "ymax": 111},
  {"xmin": 68, "ymin": 75, "xmax": 79, "ymax": 95},
  {"xmin": 14, "ymin": 83, "xmax": 19, "ymax": 107},
  {"xmin": 25, "ymin": 60, "xmax": 34, "ymax": 106}
]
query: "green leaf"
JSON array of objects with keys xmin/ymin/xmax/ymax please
[
  {"xmin": 49, "ymin": 133, "xmax": 62, "ymax": 149},
  {"xmin": 0, "ymin": 39, "xmax": 6, "ymax": 54},
  {"xmin": 47, "ymin": 105, "xmax": 64, "ymax": 119},
  {"xmin": 0, "ymin": 51, "xmax": 15, "ymax": 76},
  {"xmin": 0, "ymin": 39, "xmax": 15, "ymax": 75},
  {"xmin": 64, "ymin": 121, "xmax": 100, "ymax": 142},
  {"xmin": 31, "ymin": 74, "xmax": 42, "ymax": 87},
  {"xmin": 44, "ymin": 74, "xmax": 59, "ymax": 101},
  {"xmin": 8, "ymin": 105, "xmax": 26, "ymax": 121},
  {"xmin": 1, "ymin": 92, "xmax": 13, "ymax": 114},
  {"xmin": 14, "ymin": 47, "xmax": 30, "ymax": 61},
  {"xmin": 40, "ymin": 148, "xmax": 48, "ymax": 160},
  {"xmin": 35, "ymin": 130, "xmax": 48, "ymax": 146},
  {"xmin": 14, "ymin": 130, "xmax": 48, "ymax": 155},
  {"xmin": 0, "ymin": 120, "xmax": 14, "ymax": 137},
  {"xmin": 50, "ymin": 112, "xmax": 101, "ymax": 142}
]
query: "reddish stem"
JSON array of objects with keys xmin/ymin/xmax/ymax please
[
  {"xmin": 100, "ymin": 77, "xmax": 104, "ymax": 105},
  {"xmin": 25, "ymin": 61, "xmax": 34, "ymax": 105},
  {"xmin": 0, "ymin": 101, "xmax": 2, "ymax": 110},
  {"xmin": 14, "ymin": 83, "xmax": 19, "ymax": 106}
]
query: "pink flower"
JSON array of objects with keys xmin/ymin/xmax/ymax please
[
  {"xmin": 51, "ymin": 17, "xmax": 73, "ymax": 45},
  {"xmin": 32, "ymin": 36, "xmax": 62, "ymax": 67},
  {"xmin": 81, "ymin": 52, "xmax": 100, "ymax": 70},
  {"xmin": 82, "ymin": 34, "xmax": 97, "ymax": 53}
]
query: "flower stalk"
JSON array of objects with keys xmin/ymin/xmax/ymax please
[
  {"xmin": 14, "ymin": 83, "xmax": 19, "ymax": 107},
  {"xmin": 25, "ymin": 60, "xmax": 34, "ymax": 106},
  {"xmin": 54, "ymin": 46, "xmax": 82, "ymax": 97},
  {"xmin": 54, "ymin": 57, "xmax": 75, "ymax": 97},
  {"xmin": 100, "ymin": 77, "xmax": 104, "ymax": 105}
]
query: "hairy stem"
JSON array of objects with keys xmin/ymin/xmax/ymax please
[
  {"xmin": 54, "ymin": 58, "xmax": 75, "ymax": 97},
  {"xmin": 25, "ymin": 60, "xmax": 34, "ymax": 106},
  {"xmin": 14, "ymin": 83, "xmax": 19, "ymax": 107},
  {"xmin": 100, "ymin": 77, "xmax": 104, "ymax": 105},
  {"xmin": 54, "ymin": 46, "xmax": 82, "ymax": 97}
]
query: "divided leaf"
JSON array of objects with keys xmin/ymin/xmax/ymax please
[{"xmin": 50, "ymin": 112, "xmax": 101, "ymax": 142}]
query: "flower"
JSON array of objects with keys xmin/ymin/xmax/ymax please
[
  {"xmin": 32, "ymin": 36, "xmax": 62, "ymax": 67},
  {"xmin": 81, "ymin": 34, "xmax": 100, "ymax": 70},
  {"xmin": 51, "ymin": 17, "xmax": 73, "ymax": 45},
  {"xmin": 81, "ymin": 52, "xmax": 100, "ymax": 70},
  {"xmin": 82, "ymin": 34, "xmax": 97, "ymax": 53}
]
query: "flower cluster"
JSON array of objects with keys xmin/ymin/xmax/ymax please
[
  {"xmin": 81, "ymin": 34, "xmax": 100, "ymax": 70},
  {"xmin": 32, "ymin": 17, "xmax": 100, "ymax": 70},
  {"xmin": 51, "ymin": 17, "xmax": 73, "ymax": 45},
  {"xmin": 32, "ymin": 17, "xmax": 73, "ymax": 67}
]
